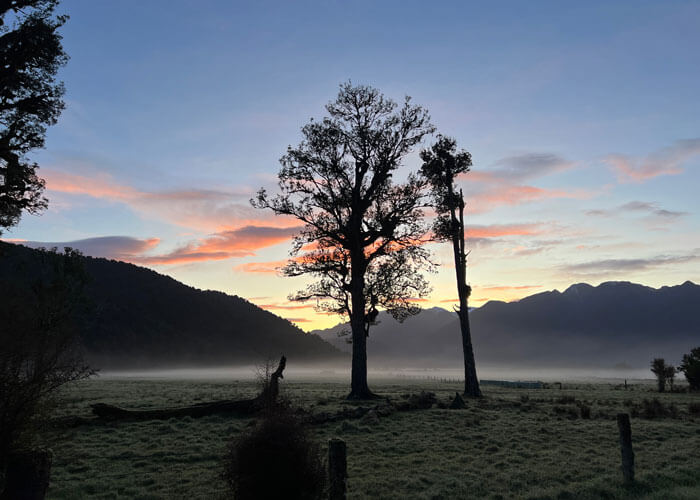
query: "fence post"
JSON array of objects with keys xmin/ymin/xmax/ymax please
[
  {"xmin": 328, "ymin": 438, "xmax": 347, "ymax": 500},
  {"xmin": 616, "ymin": 413, "xmax": 635, "ymax": 483}
]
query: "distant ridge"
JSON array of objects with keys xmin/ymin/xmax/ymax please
[
  {"xmin": 0, "ymin": 242, "xmax": 342, "ymax": 369},
  {"xmin": 313, "ymin": 281, "xmax": 700, "ymax": 369}
]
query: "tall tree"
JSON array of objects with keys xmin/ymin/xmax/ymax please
[
  {"xmin": 420, "ymin": 136, "xmax": 481, "ymax": 397},
  {"xmin": 0, "ymin": 0, "xmax": 68, "ymax": 234},
  {"xmin": 254, "ymin": 83, "xmax": 435, "ymax": 399}
]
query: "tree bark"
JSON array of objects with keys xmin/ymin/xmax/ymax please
[
  {"xmin": 450, "ymin": 188, "xmax": 481, "ymax": 398},
  {"xmin": 347, "ymin": 244, "xmax": 376, "ymax": 400}
]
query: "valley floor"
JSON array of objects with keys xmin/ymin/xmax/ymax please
[{"xmin": 43, "ymin": 377, "xmax": 700, "ymax": 499}]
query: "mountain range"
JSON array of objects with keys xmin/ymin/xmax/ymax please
[
  {"xmin": 3, "ymin": 241, "xmax": 698, "ymax": 371},
  {"xmin": 313, "ymin": 281, "xmax": 700, "ymax": 369}
]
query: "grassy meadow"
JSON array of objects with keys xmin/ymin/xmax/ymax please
[{"xmin": 42, "ymin": 376, "xmax": 700, "ymax": 499}]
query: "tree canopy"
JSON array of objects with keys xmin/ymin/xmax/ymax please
[
  {"xmin": 0, "ymin": 0, "xmax": 67, "ymax": 233},
  {"xmin": 254, "ymin": 82, "xmax": 435, "ymax": 398}
]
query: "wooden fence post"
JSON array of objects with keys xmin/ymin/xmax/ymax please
[
  {"xmin": 616, "ymin": 413, "xmax": 634, "ymax": 483},
  {"xmin": 328, "ymin": 438, "xmax": 347, "ymax": 500}
]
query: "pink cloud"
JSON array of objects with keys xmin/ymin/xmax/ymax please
[
  {"xmin": 42, "ymin": 169, "xmax": 297, "ymax": 232},
  {"xmin": 605, "ymin": 138, "xmax": 700, "ymax": 183}
]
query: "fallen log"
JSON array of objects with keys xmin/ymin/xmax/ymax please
[{"xmin": 92, "ymin": 356, "xmax": 286, "ymax": 421}]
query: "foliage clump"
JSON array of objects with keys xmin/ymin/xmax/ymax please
[
  {"xmin": 679, "ymin": 347, "xmax": 700, "ymax": 391},
  {"xmin": 630, "ymin": 398, "xmax": 679, "ymax": 419},
  {"xmin": 223, "ymin": 410, "xmax": 325, "ymax": 500}
]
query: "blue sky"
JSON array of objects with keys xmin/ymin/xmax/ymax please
[{"xmin": 7, "ymin": 0, "xmax": 700, "ymax": 328}]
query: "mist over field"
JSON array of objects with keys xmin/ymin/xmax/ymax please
[{"xmin": 97, "ymin": 363, "xmax": 653, "ymax": 383}]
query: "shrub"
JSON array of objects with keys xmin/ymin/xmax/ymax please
[
  {"xmin": 223, "ymin": 411, "xmax": 325, "ymax": 499},
  {"xmin": 650, "ymin": 358, "xmax": 668, "ymax": 393},
  {"xmin": 679, "ymin": 347, "xmax": 700, "ymax": 391},
  {"xmin": 688, "ymin": 402, "xmax": 700, "ymax": 416},
  {"xmin": 630, "ymin": 398, "xmax": 679, "ymax": 419}
]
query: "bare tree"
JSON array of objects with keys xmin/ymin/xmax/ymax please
[
  {"xmin": 253, "ymin": 83, "xmax": 435, "ymax": 399},
  {"xmin": 420, "ymin": 136, "xmax": 481, "ymax": 397}
]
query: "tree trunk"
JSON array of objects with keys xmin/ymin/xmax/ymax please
[
  {"xmin": 451, "ymin": 189, "xmax": 481, "ymax": 398},
  {"xmin": 347, "ymin": 252, "xmax": 375, "ymax": 400}
]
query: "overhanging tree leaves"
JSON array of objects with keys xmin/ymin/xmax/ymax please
[
  {"xmin": 420, "ymin": 136, "xmax": 481, "ymax": 397},
  {"xmin": 253, "ymin": 83, "xmax": 435, "ymax": 399},
  {"xmin": 0, "ymin": 0, "xmax": 68, "ymax": 234}
]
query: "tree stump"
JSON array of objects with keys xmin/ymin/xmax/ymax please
[
  {"xmin": 328, "ymin": 438, "xmax": 347, "ymax": 500},
  {"xmin": 449, "ymin": 392, "xmax": 466, "ymax": 409},
  {"xmin": 616, "ymin": 413, "xmax": 635, "ymax": 483},
  {"xmin": 1, "ymin": 449, "xmax": 53, "ymax": 500}
]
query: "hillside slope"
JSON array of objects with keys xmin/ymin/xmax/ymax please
[{"xmin": 0, "ymin": 242, "xmax": 342, "ymax": 368}]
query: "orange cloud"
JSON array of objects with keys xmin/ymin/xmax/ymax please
[
  {"xmin": 234, "ymin": 260, "xmax": 288, "ymax": 273},
  {"xmin": 130, "ymin": 225, "xmax": 302, "ymax": 265},
  {"xmin": 467, "ymin": 223, "xmax": 543, "ymax": 238},
  {"xmin": 258, "ymin": 303, "xmax": 315, "ymax": 311},
  {"xmin": 466, "ymin": 185, "xmax": 590, "ymax": 214}
]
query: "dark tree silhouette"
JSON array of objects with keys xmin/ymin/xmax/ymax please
[
  {"xmin": 254, "ymin": 83, "xmax": 435, "ymax": 399},
  {"xmin": 650, "ymin": 358, "xmax": 668, "ymax": 393},
  {"xmin": 0, "ymin": 0, "xmax": 68, "ymax": 234},
  {"xmin": 420, "ymin": 136, "xmax": 481, "ymax": 397},
  {"xmin": 679, "ymin": 347, "xmax": 700, "ymax": 391},
  {"xmin": 0, "ymin": 246, "xmax": 93, "ymax": 469},
  {"xmin": 664, "ymin": 364, "xmax": 676, "ymax": 391}
]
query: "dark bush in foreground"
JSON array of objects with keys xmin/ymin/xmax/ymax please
[
  {"xmin": 223, "ymin": 412, "xmax": 325, "ymax": 500},
  {"xmin": 630, "ymin": 398, "xmax": 679, "ymax": 419}
]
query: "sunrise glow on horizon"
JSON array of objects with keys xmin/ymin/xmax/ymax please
[{"xmin": 4, "ymin": 1, "xmax": 699, "ymax": 330}]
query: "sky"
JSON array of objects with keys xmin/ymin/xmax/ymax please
[{"xmin": 5, "ymin": 0, "xmax": 700, "ymax": 330}]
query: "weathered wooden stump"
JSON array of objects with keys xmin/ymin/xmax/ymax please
[
  {"xmin": 449, "ymin": 392, "xmax": 466, "ymax": 409},
  {"xmin": 1, "ymin": 449, "xmax": 53, "ymax": 500},
  {"xmin": 328, "ymin": 438, "xmax": 347, "ymax": 500},
  {"xmin": 616, "ymin": 413, "xmax": 635, "ymax": 483}
]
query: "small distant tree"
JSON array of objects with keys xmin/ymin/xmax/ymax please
[
  {"xmin": 0, "ymin": 246, "xmax": 93, "ymax": 469},
  {"xmin": 679, "ymin": 347, "xmax": 700, "ymax": 391},
  {"xmin": 0, "ymin": 1, "xmax": 69, "ymax": 234},
  {"xmin": 420, "ymin": 136, "xmax": 480, "ymax": 398},
  {"xmin": 650, "ymin": 358, "xmax": 667, "ymax": 393},
  {"xmin": 253, "ymin": 83, "xmax": 435, "ymax": 399},
  {"xmin": 664, "ymin": 365, "xmax": 676, "ymax": 391}
]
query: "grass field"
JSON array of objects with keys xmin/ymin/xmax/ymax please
[{"xmin": 41, "ymin": 375, "xmax": 700, "ymax": 499}]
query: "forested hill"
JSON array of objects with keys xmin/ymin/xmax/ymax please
[
  {"xmin": 0, "ymin": 242, "xmax": 342, "ymax": 369},
  {"xmin": 314, "ymin": 281, "xmax": 700, "ymax": 369}
]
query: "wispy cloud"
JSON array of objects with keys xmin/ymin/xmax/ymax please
[
  {"xmin": 12, "ymin": 236, "xmax": 160, "ymax": 260},
  {"xmin": 605, "ymin": 138, "xmax": 700, "ymax": 183},
  {"xmin": 459, "ymin": 152, "xmax": 590, "ymax": 214},
  {"xmin": 42, "ymin": 169, "xmax": 295, "ymax": 232},
  {"xmin": 563, "ymin": 252, "xmax": 700, "ymax": 275},
  {"xmin": 584, "ymin": 200, "xmax": 688, "ymax": 222}
]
